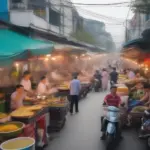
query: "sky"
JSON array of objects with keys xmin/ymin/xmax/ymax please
[{"xmin": 71, "ymin": 0, "xmax": 134, "ymax": 49}]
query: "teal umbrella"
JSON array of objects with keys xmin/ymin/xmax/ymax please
[{"xmin": 0, "ymin": 29, "xmax": 54, "ymax": 66}]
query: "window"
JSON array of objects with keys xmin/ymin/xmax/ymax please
[
  {"xmin": 34, "ymin": 9, "xmax": 46, "ymax": 19},
  {"xmin": 146, "ymin": 14, "xmax": 150, "ymax": 21},
  {"xmin": 29, "ymin": 0, "xmax": 46, "ymax": 19},
  {"xmin": 49, "ymin": 9, "xmax": 61, "ymax": 26},
  {"xmin": 12, "ymin": 0, "xmax": 22, "ymax": 3}
]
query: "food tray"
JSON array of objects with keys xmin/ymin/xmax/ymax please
[
  {"xmin": 11, "ymin": 107, "xmax": 49, "ymax": 124},
  {"xmin": 129, "ymin": 112, "xmax": 144, "ymax": 117},
  {"xmin": 58, "ymin": 89, "xmax": 70, "ymax": 93},
  {"xmin": 11, "ymin": 110, "xmax": 35, "ymax": 119},
  {"xmin": 49, "ymin": 102, "xmax": 69, "ymax": 109},
  {"xmin": 54, "ymin": 91, "xmax": 69, "ymax": 97},
  {"xmin": 0, "ymin": 121, "xmax": 24, "ymax": 138}
]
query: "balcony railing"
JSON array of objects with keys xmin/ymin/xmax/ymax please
[{"xmin": 145, "ymin": 19, "xmax": 150, "ymax": 30}]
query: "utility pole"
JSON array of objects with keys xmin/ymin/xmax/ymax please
[
  {"xmin": 62, "ymin": 1, "xmax": 64, "ymax": 35},
  {"xmin": 59, "ymin": 0, "xmax": 62, "ymax": 35},
  {"xmin": 138, "ymin": 11, "xmax": 141, "ymax": 37},
  {"xmin": 46, "ymin": 0, "xmax": 50, "ymax": 30},
  {"xmin": 125, "ymin": 19, "xmax": 128, "ymax": 42},
  {"xmin": 125, "ymin": 0, "xmax": 132, "ymax": 42}
]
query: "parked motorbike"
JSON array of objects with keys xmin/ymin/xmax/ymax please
[
  {"xmin": 139, "ymin": 109, "xmax": 150, "ymax": 148},
  {"xmin": 102, "ymin": 106, "xmax": 121, "ymax": 149},
  {"xmin": 93, "ymin": 79, "xmax": 101, "ymax": 92}
]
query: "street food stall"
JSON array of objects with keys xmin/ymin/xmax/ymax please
[
  {"xmin": 0, "ymin": 29, "xmax": 104, "ymax": 149},
  {"xmin": 0, "ymin": 29, "xmax": 55, "ymax": 149}
]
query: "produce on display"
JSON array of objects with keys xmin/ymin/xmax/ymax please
[
  {"xmin": 118, "ymin": 74, "xmax": 127, "ymax": 80},
  {"xmin": 38, "ymin": 97, "xmax": 68, "ymax": 107},
  {"xmin": 0, "ymin": 124, "xmax": 18, "ymax": 132},
  {"xmin": 57, "ymin": 83, "xmax": 70, "ymax": 90},
  {"xmin": 0, "ymin": 113, "xmax": 11, "ymax": 123},
  {"xmin": 0, "ymin": 113, "xmax": 8, "ymax": 119},
  {"xmin": 132, "ymin": 90, "xmax": 145, "ymax": 100},
  {"xmin": 117, "ymin": 86, "xmax": 129, "ymax": 96},
  {"xmin": 26, "ymin": 105, "xmax": 44, "ymax": 111},
  {"xmin": 0, "ymin": 122, "xmax": 24, "ymax": 137},
  {"xmin": 11, "ymin": 107, "xmax": 35, "ymax": 118},
  {"xmin": 131, "ymin": 106, "xmax": 147, "ymax": 113},
  {"xmin": 0, "ymin": 137, "xmax": 35, "ymax": 150}
]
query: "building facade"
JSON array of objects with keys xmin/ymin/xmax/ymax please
[
  {"xmin": 126, "ymin": 0, "xmax": 150, "ymax": 41},
  {"xmin": 0, "ymin": 0, "xmax": 81, "ymax": 38},
  {"xmin": 0, "ymin": 0, "xmax": 9, "ymax": 21}
]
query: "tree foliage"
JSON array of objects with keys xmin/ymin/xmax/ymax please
[
  {"xmin": 132, "ymin": 0, "xmax": 150, "ymax": 13},
  {"xmin": 71, "ymin": 29, "xmax": 96, "ymax": 44}
]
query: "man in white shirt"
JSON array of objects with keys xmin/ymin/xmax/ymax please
[
  {"xmin": 70, "ymin": 74, "xmax": 81, "ymax": 114},
  {"xmin": 20, "ymin": 71, "xmax": 32, "ymax": 93},
  {"xmin": 37, "ymin": 76, "xmax": 48, "ymax": 95}
]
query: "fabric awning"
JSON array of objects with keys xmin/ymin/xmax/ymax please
[
  {"xmin": 123, "ymin": 38, "xmax": 150, "ymax": 51},
  {"xmin": 0, "ymin": 29, "xmax": 54, "ymax": 66},
  {"xmin": 123, "ymin": 38, "xmax": 145, "ymax": 48}
]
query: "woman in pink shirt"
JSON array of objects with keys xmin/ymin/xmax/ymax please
[{"xmin": 101, "ymin": 68, "xmax": 109, "ymax": 91}]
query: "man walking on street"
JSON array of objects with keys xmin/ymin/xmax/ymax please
[
  {"xmin": 110, "ymin": 67, "xmax": 118, "ymax": 85},
  {"xmin": 70, "ymin": 74, "xmax": 81, "ymax": 114}
]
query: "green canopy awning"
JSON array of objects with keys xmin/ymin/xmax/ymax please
[
  {"xmin": 123, "ymin": 38, "xmax": 146, "ymax": 48},
  {"xmin": 0, "ymin": 29, "xmax": 54, "ymax": 66}
]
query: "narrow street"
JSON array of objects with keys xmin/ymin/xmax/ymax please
[{"xmin": 46, "ymin": 92, "xmax": 147, "ymax": 150}]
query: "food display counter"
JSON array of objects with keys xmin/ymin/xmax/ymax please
[
  {"xmin": 11, "ymin": 106, "xmax": 49, "ymax": 124},
  {"xmin": 24, "ymin": 95, "xmax": 69, "ymax": 132},
  {"xmin": 48, "ymin": 102, "xmax": 69, "ymax": 132},
  {"xmin": 0, "ymin": 94, "xmax": 69, "ymax": 149},
  {"xmin": 0, "ymin": 78, "xmax": 92, "ymax": 149},
  {"xmin": 55, "ymin": 81, "xmax": 92, "ymax": 101},
  {"xmin": 10, "ymin": 106, "xmax": 49, "ymax": 148}
]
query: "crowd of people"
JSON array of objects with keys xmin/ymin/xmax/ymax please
[
  {"xmin": 98, "ymin": 68, "xmax": 150, "ymax": 140},
  {"xmin": 10, "ymin": 71, "xmax": 58, "ymax": 111},
  {"xmin": 93, "ymin": 67, "xmax": 118, "ymax": 91}
]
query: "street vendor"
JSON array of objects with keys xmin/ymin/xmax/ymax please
[
  {"xmin": 11, "ymin": 84, "xmax": 35, "ymax": 110},
  {"xmin": 37, "ymin": 76, "xmax": 57, "ymax": 95},
  {"xmin": 135, "ymin": 72, "xmax": 141, "ymax": 78},
  {"xmin": 134, "ymin": 72, "xmax": 145, "ymax": 81},
  {"xmin": 127, "ymin": 69, "xmax": 135, "ymax": 79},
  {"xmin": 20, "ymin": 71, "xmax": 33, "ymax": 95},
  {"xmin": 130, "ymin": 82, "xmax": 145, "ymax": 100},
  {"xmin": 11, "ymin": 85, "xmax": 25, "ymax": 110},
  {"xmin": 127, "ymin": 84, "xmax": 150, "ymax": 126},
  {"xmin": 37, "ymin": 76, "xmax": 49, "ymax": 95},
  {"xmin": 128, "ymin": 83, "xmax": 149, "ymax": 112}
]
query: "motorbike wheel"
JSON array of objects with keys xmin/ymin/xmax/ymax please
[
  {"xmin": 106, "ymin": 135, "xmax": 113, "ymax": 150},
  {"xmin": 94, "ymin": 85, "xmax": 99, "ymax": 92},
  {"xmin": 147, "ymin": 137, "xmax": 150, "ymax": 148},
  {"xmin": 94, "ymin": 88, "xmax": 98, "ymax": 92}
]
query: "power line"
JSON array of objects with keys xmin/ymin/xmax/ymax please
[
  {"xmin": 76, "ymin": 7, "xmax": 124, "ymax": 23},
  {"xmin": 125, "ymin": 0, "xmax": 132, "ymax": 42},
  {"xmin": 10, "ymin": 0, "xmax": 125, "ymax": 47},
  {"xmin": 12, "ymin": 1, "xmax": 125, "ymax": 23},
  {"xmin": 66, "ymin": 1, "xmax": 130, "ymax": 6},
  {"xmin": 50, "ymin": 0, "xmax": 130, "ymax": 6}
]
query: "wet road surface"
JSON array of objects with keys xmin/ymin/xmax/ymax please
[{"xmin": 46, "ymin": 92, "xmax": 147, "ymax": 150}]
